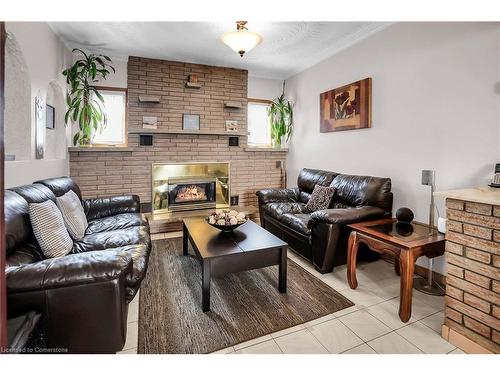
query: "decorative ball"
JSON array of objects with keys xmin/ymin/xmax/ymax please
[
  {"xmin": 396, "ymin": 207, "xmax": 414, "ymax": 223},
  {"xmin": 395, "ymin": 222, "xmax": 414, "ymax": 236}
]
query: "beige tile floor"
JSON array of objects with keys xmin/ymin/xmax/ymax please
[{"xmin": 119, "ymin": 232, "xmax": 465, "ymax": 355}]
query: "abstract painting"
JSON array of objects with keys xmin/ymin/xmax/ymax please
[{"xmin": 320, "ymin": 78, "xmax": 371, "ymax": 132}]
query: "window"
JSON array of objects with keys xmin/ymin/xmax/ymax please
[
  {"xmin": 247, "ymin": 99, "xmax": 271, "ymax": 147},
  {"xmin": 91, "ymin": 88, "xmax": 127, "ymax": 145}
]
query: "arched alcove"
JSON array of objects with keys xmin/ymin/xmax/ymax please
[
  {"xmin": 5, "ymin": 32, "xmax": 31, "ymax": 160},
  {"xmin": 45, "ymin": 80, "xmax": 67, "ymax": 159}
]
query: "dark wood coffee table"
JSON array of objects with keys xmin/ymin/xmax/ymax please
[
  {"xmin": 182, "ymin": 217, "xmax": 288, "ymax": 312},
  {"xmin": 347, "ymin": 218, "xmax": 445, "ymax": 322}
]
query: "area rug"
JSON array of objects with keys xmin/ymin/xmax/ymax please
[{"xmin": 137, "ymin": 238, "xmax": 353, "ymax": 354}]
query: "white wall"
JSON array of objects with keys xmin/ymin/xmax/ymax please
[
  {"xmin": 4, "ymin": 32, "xmax": 31, "ymax": 161},
  {"xmin": 285, "ymin": 22, "xmax": 500, "ymax": 275},
  {"xmin": 5, "ymin": 22, "xmax": 73, "ymax": 188},
  {"xmin": 93, "ymin": 57, "xmax": 128, "ymax": 88},
  {"xmin": 248, "ymin": 76, "xmax": 283, "ymax": 100}
]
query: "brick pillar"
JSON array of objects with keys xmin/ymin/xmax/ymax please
[{"xmin": 443, "ymin": 198, "xmax": 500, "ymax": 353}]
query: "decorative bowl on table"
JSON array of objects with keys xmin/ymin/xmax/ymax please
[{"xmin": 206, "ymin": 209, "xmax": 247, "ymax": 231}]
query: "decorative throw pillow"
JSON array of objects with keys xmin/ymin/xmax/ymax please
[
  {"xmin": 29, "ymin": 200, "xmax": 73, "ymax": 258},
  {"xmin": 56, "ymin": 190, "xmax": 88, "ymax": 240},
  {"xmin": 305, "ymin": 185, "xmax": 336, "ymax": 212}
]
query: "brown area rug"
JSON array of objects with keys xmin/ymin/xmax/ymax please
[{"xmin": 137, "ymin": 238, "xmax": 353, "ymax": 354}]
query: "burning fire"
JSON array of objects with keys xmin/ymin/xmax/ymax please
[{"xmin": 175, "ymin": 185, "xmax": 207, "ymax": 202}]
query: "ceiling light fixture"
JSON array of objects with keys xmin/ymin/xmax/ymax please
[{"xmin": 221, "ymin": 21, "xmax": 262, "ymax": 57}]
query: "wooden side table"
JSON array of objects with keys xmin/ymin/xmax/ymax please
[{"xmin": 346, "ymin": 218, "xmax": 445, "ymax": 322}]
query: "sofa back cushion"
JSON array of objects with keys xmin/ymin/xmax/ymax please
[
  {"xmin": 5, "ymin": 179, "xmax": 80, "ymax": 261},
  {"xmin": 35, "ymin": 177, "xmax": 82, "ymax": 200},
  {"xmin": 330, "ymin": 174, "xmax": 392, "ymax": 212},
  {"xmin": 4, "ymin": 190, "xmax": 33, "ymax": 257},
  {"xmin": 10, "ymin": 183, "xmax": 56, "ymax": 204},
  {"xmin": 297, "ymin": 168, "xmax": 338, "ymax": 203},
  {"xmin": 6, "ymin": 183, "xmax": 57, "ymax": 253}
]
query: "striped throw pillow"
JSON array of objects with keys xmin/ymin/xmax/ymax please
[
  {"xmin": 29, "ymin": 200, "xmax": 73, "ymax": 258},
  {"xmin": 56, "ymin": 190, "xmax": 88, "ymax": 240}
]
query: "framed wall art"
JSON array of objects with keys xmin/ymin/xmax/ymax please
[
  {"xmin": 182, "ymin": 114, "xmax": 200, "ymax": 131},
  {"xmin": 320, "ymin": 78, "xmax": 371, "ymax": 132}
]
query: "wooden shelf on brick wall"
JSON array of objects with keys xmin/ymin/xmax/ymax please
[
  {"xmin": 138, "ymin": 96, "xmax": 160, "ymax": 103},
  {"xmin": 128, "ymin": 129, "xmax": 249, "ymax": 136},
  {"xmin": 185, "ymin": 82, "xmax": 201, "ymax": 89},
  {"xmin": 224, "ymin": 101, "xmax": 243, "ymax": 109}
]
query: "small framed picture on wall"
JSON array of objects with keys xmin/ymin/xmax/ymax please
[
  {"xmin": 46, "ymin": 104, "xmax": 55, "ymax": 129},
  {"xmin": 182, "ymin": 114, "xmax": 200, "ymax": 131}
]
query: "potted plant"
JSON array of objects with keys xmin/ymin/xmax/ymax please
[
  {"xmin": 268, "ymin": 82, "xmax": 294, "ymax": 148},
  {"xmin": 63, "ymin": 49, "xmax": 115, "ymax": 146}
]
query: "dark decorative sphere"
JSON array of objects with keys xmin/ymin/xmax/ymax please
[
  {"xmin": 395, "ymin": 222, "xmax": 414, "ymax": 236},
  {"xmin": 396, "ymin": 207, "xmax": 414, "ymax": 223}
]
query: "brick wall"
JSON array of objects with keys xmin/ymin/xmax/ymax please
[
  {"xmin": 443, "ymin": 198, "xmax": 500, "ymax": 353},
  {"xmin": 69, "ymin": 57, "xmax": 286, "ymax": 206}
]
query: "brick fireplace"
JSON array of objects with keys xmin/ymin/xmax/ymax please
[{"xmin": 68, "ymin": 57, "xmax": 287, "ymax": 207}]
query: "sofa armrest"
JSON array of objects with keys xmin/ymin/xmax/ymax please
[
  {"xmin": 6, "ymin": 249, "xmax": 133, "ymax": 293},
  {"xmin": 309, "ymin": 206, "xmax": 386, "ymax": 228},
  {"xmin": 83, "ymin": 194, "xmax": 140, "ymax": 220},
  {"xmin": 256, "ymin": 188, "xmax": 299, "ymax": 205}
]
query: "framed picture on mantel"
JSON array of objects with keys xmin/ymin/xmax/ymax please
[{"xmin": 320, "ymin": 77, "xmax": 371, "ymax": 132}]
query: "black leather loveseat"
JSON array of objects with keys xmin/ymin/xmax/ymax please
[
  {"xmin": 257, "ymin": 168, "xmax": 392, "ymax": 273},
  {"xmin": 5, "ymin": 177, "xmax": 151, "ymax": 353}
]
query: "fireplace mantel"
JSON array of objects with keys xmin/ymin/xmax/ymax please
[{"xmin": 128, "ymin": 129, "xmax": 249, "ymax": 136}]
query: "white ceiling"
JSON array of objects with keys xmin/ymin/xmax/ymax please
[{"xmin": 48, "ymin": 22, "xmax": 390, "ymax": 79}]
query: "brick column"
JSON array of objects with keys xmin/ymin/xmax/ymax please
[{"xmin": 443, "ymin": 198, "xmax": 500, "ymax": 353}]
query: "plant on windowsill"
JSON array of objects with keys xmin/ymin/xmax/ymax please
[
  {"xmin": 268, "ymin": 81, "xmax": 294, "ymax": 148},
  {"xmin": 63, "ymin": 49, "xmax": 115, "ymax": 146}
]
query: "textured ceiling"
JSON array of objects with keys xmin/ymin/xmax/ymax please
[{"xmin": 48, "ymin": 22, "xmax": 390, "ymax": 79}]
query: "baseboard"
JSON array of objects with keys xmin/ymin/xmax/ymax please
[{"xmin": 442, "ymin": 324, "xmax": 494, "ymax": 354}]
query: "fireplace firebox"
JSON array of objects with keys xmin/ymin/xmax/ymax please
[
  {"xmin": 152, "ymin": 162, "xmax": 230, "ymax": 214},
  {"xmin": 166, "ymin": 176, "xmax": 216, "ymax": 211}
]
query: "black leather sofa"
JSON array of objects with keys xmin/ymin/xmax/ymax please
[
  {"xmin": 257, "ymin": 168, "xmax": 393, "ymax": 274},
  {"xmin": 4, "ymin": 177, "xmax": 151, "ymax": 353}
]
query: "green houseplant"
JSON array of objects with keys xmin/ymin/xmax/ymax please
[
  {"xmin": 63, "ymin": 49, "xmax": 115, "ymax": 146},
  {"xmin": 268, "ymin": 82, "xmax": 294, "ymax": 148}
]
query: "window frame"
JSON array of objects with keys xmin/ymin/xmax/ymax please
[
  {"xmin": 247, "ymin": 98, "xmax": 273, "ymax": 148},
  {"xmin": 91, "ymin": 86, "xmax": 128, "ymax": 147}
]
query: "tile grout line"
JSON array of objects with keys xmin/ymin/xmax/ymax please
[
  {"xmin": 363, "ymin": 307, "xmax": 449, "ymax": 353},
  {"xmin": 338, "ymin": 343, "xmax": 369, "ymax": 354},
  {"xmin": 271, "ymin": 338, "xmax": 285, "ymax": 354},
  {"xmin": 364, "ymin": 329, "xmax": 424, "ymax": 354},
  {"xmin": 216, "ymin": 258, "xmax": 448, "ymax": 354}
]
